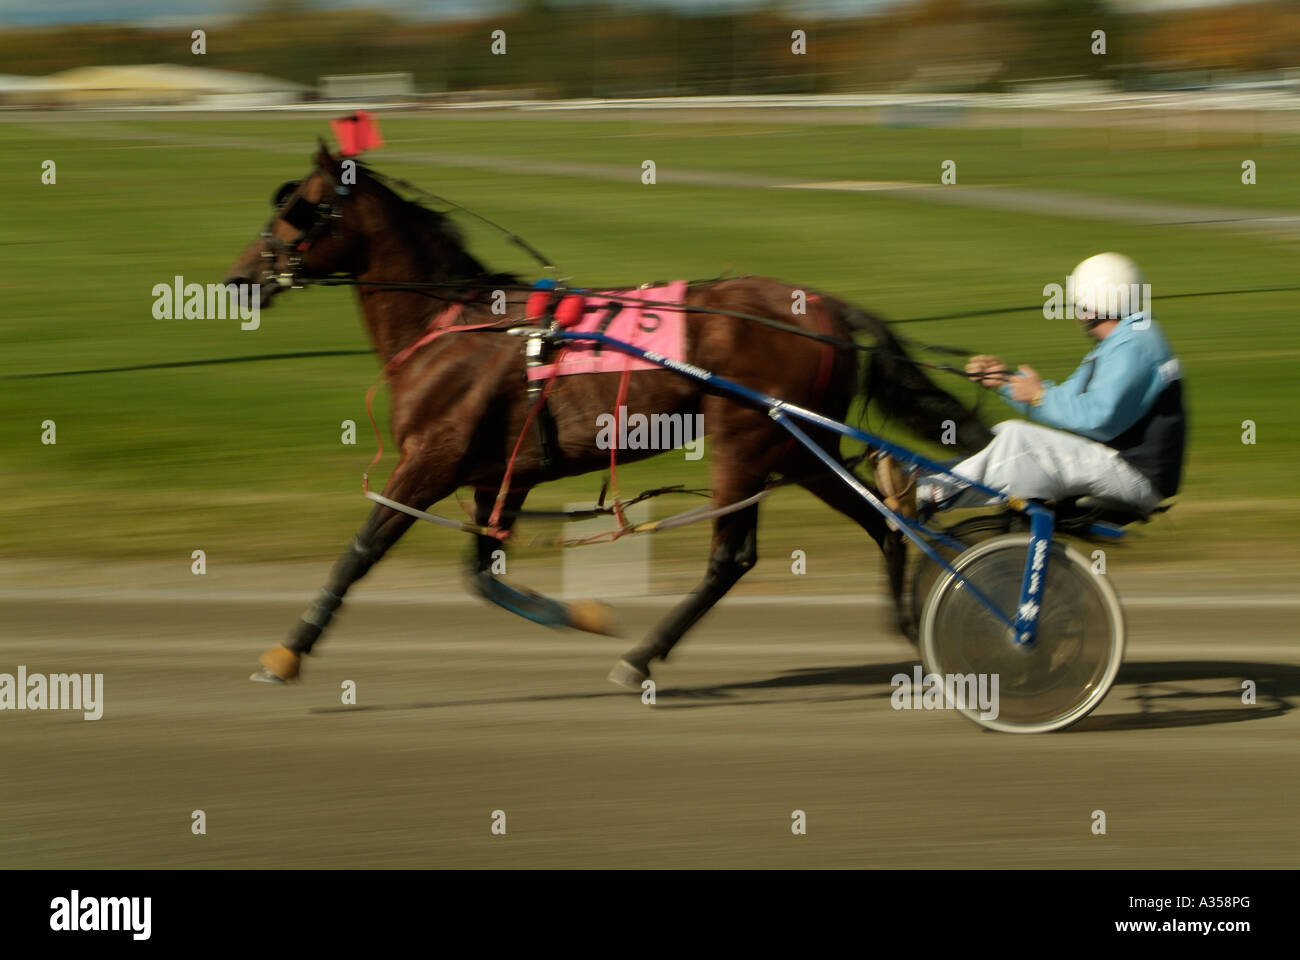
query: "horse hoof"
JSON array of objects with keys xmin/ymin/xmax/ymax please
[
  {"xmin": 607, "ymin": 659, "xmax": 649, "ymax": 690},
  {"xmin": 252, "ymin": 644, "xmax": 300, "ymax": 683},
  {"xmin": 567, "ymin": 599, "xmax": 621, "ymax": 637}
]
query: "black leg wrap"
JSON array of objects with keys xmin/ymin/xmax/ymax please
[
  {"xmin": 287, "ymin": 589, "xmax": 342, "ymax": 655},
  {"xmin": 338, "ymin": 537, "xmax": 380, "ymax": 580},
  {"xmin": 634, "ymin": 552, "xmax": 752, "ymax": 665},
  {"xmin": 302, "ymin": 588, "xmax": 344, "ymax": 630},
  {"xmin": 286, "ymin": 537, "xmax": 379, "ymax": 655},
  {"xmin": 469, "ymin": 535, "xmax": 499, "ymax": 574},
  {"xmin": 287, "ymin": 619, "xmax": 322, "ymax": 655}
]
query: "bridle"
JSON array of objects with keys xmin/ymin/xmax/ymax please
[{"xmin": 259, "ymin": 169, "xmax": 350, "ymax": 290}]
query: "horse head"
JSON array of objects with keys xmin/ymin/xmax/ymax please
[{"xmin": 223, "ymin": 140, "xmax": 363, "ymax": 309}]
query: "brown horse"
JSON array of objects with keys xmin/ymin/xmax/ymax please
[{"xmin": 224, "ymin": 144, "xmax": 990, "ymax": 687}]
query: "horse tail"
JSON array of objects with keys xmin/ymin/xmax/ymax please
[{"xmin": 836, "ymin": 303, "xmax": 992, "ymax": 455}]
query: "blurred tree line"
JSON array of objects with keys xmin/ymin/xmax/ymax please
[{"xmin": 0, "ymin": 0, "xmax": 1295, "ymax": 95}]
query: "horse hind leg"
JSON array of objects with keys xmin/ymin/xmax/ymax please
[
  {"xmin": 466, "ymin": 487, "xmax": 619, "ymax": 636},
  {"xmin": 608, "ymin": 489, "xmax": 761, "ymax": 689},
  {"xmin": 798, "ymin": 471, "xmax": 915, "ymax": 642}
]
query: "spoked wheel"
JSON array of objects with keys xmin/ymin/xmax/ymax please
[
  {"xmin": 919, "ymin": 533, "xmax": 1125, "ymax": 733},
  {"xmin": 907, "ymin": 512, "xmax": 1018, "ymax": 638}
]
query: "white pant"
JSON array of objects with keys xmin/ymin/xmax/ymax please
[{"xmin": 917, "ymin": 420, "xmax": 1161, "ymax": 513}]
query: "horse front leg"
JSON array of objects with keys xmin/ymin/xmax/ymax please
[
  {"xmin": 465, "ymin": 486, "xmax": 619, "ymax": 636},
  {"xmin": 251, "ymin": 451, "xmax": 453, "ymax": 682}
]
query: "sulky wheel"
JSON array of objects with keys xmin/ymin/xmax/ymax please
[
  {"xmin": 919, "ymin": 533, "xmax": 1125, "ymax": 733},
  {"xmin": 907, "ymin": 511, "xmax": 1017, "ymax": 639}
]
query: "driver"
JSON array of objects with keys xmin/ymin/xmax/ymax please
[{"xmin": 876, "ymin": 252, "xmax": 1187, "ymax": 520}]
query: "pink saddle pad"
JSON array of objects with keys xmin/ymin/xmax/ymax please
[{"xmin": 526, "ymin": 281, "xmax": 688, "ymax": 381}]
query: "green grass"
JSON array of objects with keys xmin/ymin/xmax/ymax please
[
  {"xmin": 2, "ymin": 111, "xmax": 1297, "ymax": 565},
  {"xmin": 122, "ymin": 113, "xmax": 1300, "ymax": 209}
]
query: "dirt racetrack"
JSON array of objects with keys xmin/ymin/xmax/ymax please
[{"xmin": 2, "ymin": 563, "xmax": 1297, "ymax": 870}]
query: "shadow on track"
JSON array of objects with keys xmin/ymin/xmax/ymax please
[
  {"xmin": 1068, "ymin": 660, "xmax": 1295, "ymax": 732},
  {"xmin": 308, "ymin": 658, "xmax": 1296, "ymax": 730}
]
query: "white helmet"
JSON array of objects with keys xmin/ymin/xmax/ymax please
[{"xmin": 1069, "ymin": 252, "xmax": 1146, "ymax": 324}]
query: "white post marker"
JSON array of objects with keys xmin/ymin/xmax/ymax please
[{"xmin": 562, "ymin": 501, "xmax": 651, "ymax": 600}]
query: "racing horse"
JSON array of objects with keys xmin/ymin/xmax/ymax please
[{"xmin": 223, "ymin": 144, "xmax": 992, "ymax": 687}]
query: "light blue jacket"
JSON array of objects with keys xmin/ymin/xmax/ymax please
[{"xmin": 999, "ymin": 315, "xmax": 1182, "ymax": 443}]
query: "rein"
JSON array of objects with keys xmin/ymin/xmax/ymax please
[
  {"xmin": 366, "ymin": 169, "xmax": 558, "ymax": 274},
  {"xmin": 299, "ymin": 273, "xmax": 992, "ymax": 382},
  {"xmin": 271, "ymin": 167, "xmax": 990, "ymax": 380}
]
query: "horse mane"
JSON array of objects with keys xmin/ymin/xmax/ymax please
[{"xmin": 351, "ymin": 162, "xmax": 518, "ymax": 287}]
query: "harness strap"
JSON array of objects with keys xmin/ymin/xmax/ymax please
[
  {"xmin": 384, "ymin": 302, "xmax": 466, "ymax": 372},
  {"xmin": 362, "ymin": 304, "xmax": 503, "ymax": 495},
  {"xmin": 487, "ymin": 357, "xmax": 564, "ymax": 531},
  {"xmin": 522, "ymin": 330, "xmax": 563, "ymax": 480},
  {"xmin": 525, "ymin": 489, "xmax": 773, "ymax": 548},
  {"xmin": 365, "ymin": 490, "xmax": 504, "ymax": 538}
]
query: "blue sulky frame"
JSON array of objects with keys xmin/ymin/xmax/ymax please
[{"xmin": 547, "ymin": 328, "xmax": 1060, "ymax": 647}]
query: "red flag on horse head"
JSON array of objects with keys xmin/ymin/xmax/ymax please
[{"xmin": 331, "ymin": 111, "xmax": 384, "ymax": 156}]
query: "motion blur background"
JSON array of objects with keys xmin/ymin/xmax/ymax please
[
  {"xmin": 3, "ymin": 0, "xmax": 1299, "ymax": 569},
  {"xmin": 1, "ymin": 1, "xmax": 1298, "ymax": 870},
  {"xmin": 4, "ymin": 0, "xmax": 1300, "ymax": 98}
]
